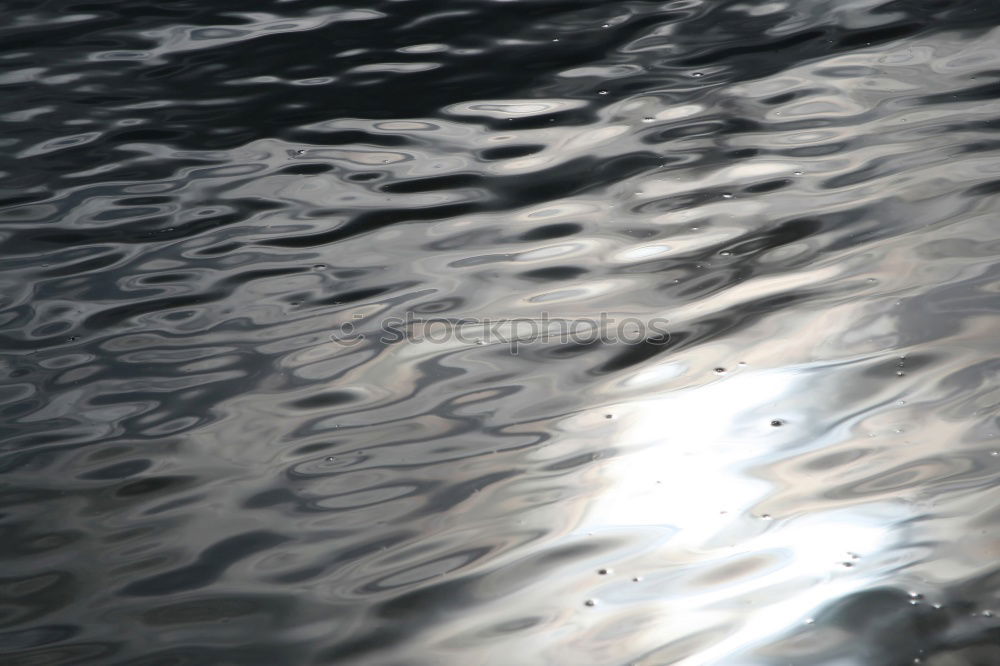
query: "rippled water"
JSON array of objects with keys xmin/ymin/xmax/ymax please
[{"xmin": 3, "ymin": 1, "xmax": 1000, "ymax": 664}]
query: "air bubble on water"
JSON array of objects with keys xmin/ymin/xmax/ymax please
[
  {"xmin": 719, "ymin": 250, "xmax": 732, "ymax": 256},
  {"xmin": 760, "ymin": 513, "xmax": 772, "ymax": 520},
  {"xmin": 602, "ymin": 23, "xmax": 610, "ymax": 28},
  {"xmin": 714, "ymin": 367, "xmax": 726, "ymax": 374},
  {"xmin": 896, "ymin": 371, "xmax": 905, "ymax": 377},
  {"xmin": 770, "ymin": 419, "xmax": 784, "ymax": 427},
  {"xmin": 632, "ymin": 576, "xmax": 642, "ymax": 582},
  {"xmin": 983, "ymin": 609, "xmax": 994, "ymax": 618},
  {"xmin": 313, "ymin": 264, "xmax": 326, "ymax": 270},
  {"xmin": 597, "ymin": 568, "xmax": 611, "ymax": 575},
  {"xmin": 990, "ymin": 451, "xmax": 998, "ymax": 457},
  {"xmin": 841, "ymin": 561, "xmax": 854, "ymax": 568},
  {"xmin": 692, "ymin": 71, "xmax": 704, "ymax": 77},
  {"xmin": 605, "ymin": 413, "xmax": 613, "ymax": 419},
  {"xmin": 597, "ymin": 89, "xmax": 609, "ymax": 95},
  {"xmin": 325, "ymin": 456, "xmax": 337, "ymax": 462},
  {"xmin": 804, "ymin": 617, "xmax": 815, "ymax": 625},
  {"xmin": 584, "ymin": 599, "xmax": 597, "ymax": 607},
  {"xmin": 794, "ymin": 170, "xmax": 803, "ymax": 176},
  {"xmin": 932, "ymin": 603, "xmax": 943, "ymax": 609},
  {"xmin": 737, "ymin": 361, "xmax": 747, "ymax": 367},
  {"xmin": 721, "ymin": 192, "xmax": 733, "ymax": 199},
  {"xmin": 642, "ymin": 116, "xmax": 654, "ymax": 122}
]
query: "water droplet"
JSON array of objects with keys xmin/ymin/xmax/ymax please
[
  {"xmin": 325, "ymin": 456, "xmax": 338, "ymax": 462},
  {"xmin": 584, "ymin": 599, "xmax": 597, "ymax": 607},
  {"xmin": 601, "ymin": 23, "xmax": 610, "ymax": 28},
  {"xmin": 597, "ymin": 568, "xmax": 611, "ymax": 575},
  {"xmin": 770, "ymin": 419, "xmax": 784, "ymax": 427},
  {"xmin": 714, "ymin": 367, "xmax": 726, "ymax": 374},
  {"xmin": 691, "ymin": 71, "xmax": 704, "ymax": 78},
  {"xmin": 721, "ymin": 192, "xmax": 733, "ymax": 199},
  {"xmin": 597, "ymin": 89, "xmax": 609, "ymax": 95},
  {"xmin": 793, "ymin": 170, "xmax": 803, "ymax": 176},
  {"xmin": 719, "ymin": 250, "xmax": 732, "ymax": 257}
]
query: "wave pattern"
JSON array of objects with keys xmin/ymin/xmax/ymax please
[{"xmin": 2, "ymin": 1, "xmax": 1000, "ymax": 664}]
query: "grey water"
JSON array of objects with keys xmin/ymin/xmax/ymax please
[{"xmin": 1, "ymin": 1, "xmax": 1000, "ymax": 664}]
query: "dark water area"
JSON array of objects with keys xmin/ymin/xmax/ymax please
[{"xmin": 2, "ymin": 0, "xmax": 1000, "ymax": 664}]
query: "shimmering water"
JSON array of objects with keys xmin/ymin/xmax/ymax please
[{"xmin": 2, "ymin": 1, "xmax": 1000, "ymax": 664}]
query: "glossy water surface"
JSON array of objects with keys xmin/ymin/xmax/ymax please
[{"xmin": 2, "ymin": 1, "xmax": 1000, "ymax": 664}]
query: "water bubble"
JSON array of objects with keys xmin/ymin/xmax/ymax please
[
  {"xmin": 794, "ymin": 170, "xmax": 803, "ymax": 176},
  {"xmin": 719, "ymin": 250, "xmax": 732, "ymax": 257},
  {"xmin": 691, "ymin": 72, "xmax": 704, "ymax": 77},
  {"xmin": 313, "ymin": 264, "xmax": 327, "ymax": 270},
  {"xmin": 632, "ymin": 576, "xmax": 642, "ymax": 582},
  {"xmin": 605, "ymin": 414, "xmax": 613, "ymax": 419},
  {"xmin": 721, "ymin": 192, "xmax": 733, "ymax": 199},
  {"xmin": 896, "ymin": 371, "xmax": 905, "ymax": 377},
  {"xmin": 597, "ymin": 568, "xmax": 611, "ymax": 575},
  {"xmin": 841, "ymin": 561, "xmax": 854, "ymax": 568},
  {"xmin": 760, "ymin": 513, "xmax": 772, "ymax": 520},
  {"xmin": 770, "ymin": 419, "xmax": 784, "ymax": 427},
  {"xmin": 804, "ymin": 617, "xmax": 815, "ymax": 625},
  {"xmin": 584, "ymin": 599, "xmax": 597, "ymax": 607},
  {"xmin": 714, "ymin": 367, "xmax": 726, "ymax": 374},
  {"xmin": 642, "ymin": 116, "xmax": 654, "ymax": 122},
  {"xmin": 325, "ymin": 456, "xmax": 338, "ymax": 462},
  {"xmin": 601, "ymin": 23, "xmax": 610, "ymax": 28},
  {"xmin": 597, "ymin": 89, "xmax": 609, "ymax": 95},
  {"xmin": 991, "ymin": 451, "xmax": 998, "ymax": 457},
  {"xmin": 983, "ymin": 609, "xmax": 994, "ymax": 618}
]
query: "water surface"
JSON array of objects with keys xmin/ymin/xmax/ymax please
[{"xmin": 2, "ymin": 1, "xmax": 1000, "ymax": 664}]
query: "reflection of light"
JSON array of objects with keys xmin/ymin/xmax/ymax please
[
  {"xmin": 581, "ymin": 369, "xmax": 793, "ymax": 531},
  {"xmin": 558, "ymin": 365, "xmax": 900, "ymax": 663}
]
